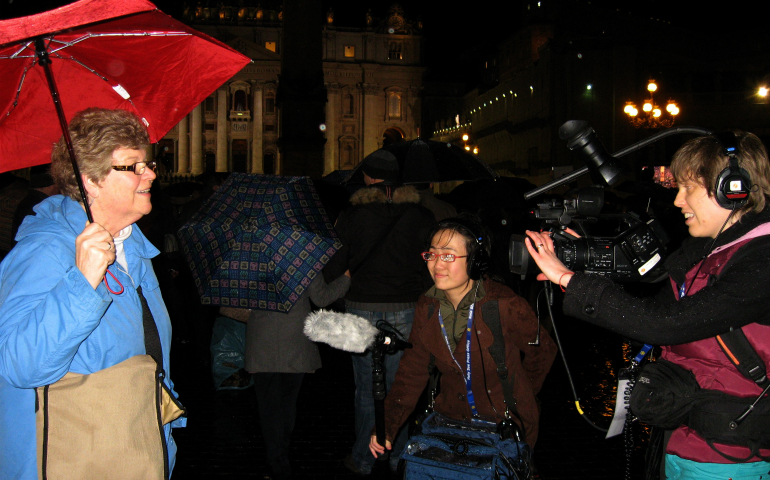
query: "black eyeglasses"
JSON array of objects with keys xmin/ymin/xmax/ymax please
[
  {"xmin": 421, "ymin": 252, "xmax": 469, "ymax": 262},
  {"xmin": 111, "ymin": 161, "xmax": 157, "ymax": 175}
]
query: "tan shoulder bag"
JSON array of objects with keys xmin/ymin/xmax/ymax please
[{"xmin": 36, "ymin": 286, "xmax": 185, "ymax": 480}]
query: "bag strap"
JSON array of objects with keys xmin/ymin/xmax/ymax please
[
  {"xmin": 481, "ymin": 300, "xmax": 522, "ymax": 423},
  {"xmin": 715, "ymin": 328, "xmax": 769, "ymax": 388},
  {"xmin": 705, "ymin": 438, "xmax": 770, "ymax": 463},
  {"xmin": 138, "ymin": 285, "xmax": 163, "ymax": 368}
]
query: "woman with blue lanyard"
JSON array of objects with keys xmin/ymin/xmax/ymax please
[
  {"xmin": 368, "ymin": 215, "xmax": 557, "ymax": 459},
  {"xmin": 525, "ymin": 131, "xmax": 770, "ymax": 480}
]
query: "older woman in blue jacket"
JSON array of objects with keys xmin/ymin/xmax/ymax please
[{"xmin": 0, "ymin": 108, "xmax": 185, "ymax": 480}]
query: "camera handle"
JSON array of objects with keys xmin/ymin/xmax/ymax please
[{"xmin": 524, "ymin": 125, "xmax": 714, "ymax": 201}]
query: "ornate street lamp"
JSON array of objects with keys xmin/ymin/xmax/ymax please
[
  {"xmin": 461, "ymin": 133, "xmax": 479, "ymax": 155},
  {"xmin": 624, "ymin": 80, "xmax": 679, "ymax": 128}
]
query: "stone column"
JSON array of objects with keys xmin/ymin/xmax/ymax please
[
  {"xmin": 325, "ymin": 83, "xmax": 340, "ymax": 174},
  {"xmin": 252, "ymin": 83, "xmax": 264, "ymax": 173},
  {"xmin": 361, "ymin": 83, "xmax": 380, "ymax": 156},
  {"xmin": 216, "ymin": 89, "xmax": 228, "ymax": 172},
  {"xmin": 177, "ymin": 115, "xmax": 189, "ymax": 174},
  {"xmin": 190, "ymin": 104, "xmax": 203, "ymax": 175}
]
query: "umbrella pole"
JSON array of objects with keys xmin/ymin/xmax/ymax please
[{"xmin": 35, "ymin": 38, "xmax": 93, "ymax": 223}]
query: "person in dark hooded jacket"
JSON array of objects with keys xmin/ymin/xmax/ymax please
[{"xmin": 324, "ymin": 150, "xmax": 435, "ymax": 475}]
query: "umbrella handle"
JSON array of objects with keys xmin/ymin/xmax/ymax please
[{"xmin": 35, "ymin": 37, "xmax": 93, "ymax": 223}]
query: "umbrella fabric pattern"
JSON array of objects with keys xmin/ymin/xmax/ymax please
[
  {"xmin": 178, "ymin": 174, "xmax": 342, "ymax": 313},
  {"xmin": 0, "ymin": 0, "xmax": 251, "ymax": 171}
]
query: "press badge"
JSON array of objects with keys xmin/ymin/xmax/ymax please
[{"xmin": 606, "ymin": 367, "xmax": 632, "ymax": 439}]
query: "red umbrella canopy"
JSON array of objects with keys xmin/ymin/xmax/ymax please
[{"xmin": 0, "ymin": 0, "xmax": 251, "ymax": 172}]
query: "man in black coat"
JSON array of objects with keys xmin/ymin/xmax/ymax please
[{"xmin": 325, "ymin": 151, "xmax": 435, "ymax": 475}]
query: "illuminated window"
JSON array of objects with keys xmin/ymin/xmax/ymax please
[
  {"xmin": 228, "ymin": 81, "xmax": 252, "ymax": 120},
  {"xmin": 388, "ymin": 42, "xmax": 402, "ymax": 60},
  {"xmin": 344, "ymin": 46, "xmax": 355, "ymax": 58},
  {"xmin": 233, "ymin": 91, "xmax": 247, "ymax": 112},
  {"xmin": 388, "ymin": 92, "xmax": 401, "ymax": 118},
  {"xmin": 265, "ymin": 42, "xmax": 276, "ymax": 52}
]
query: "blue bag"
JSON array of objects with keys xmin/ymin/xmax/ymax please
[
  {"xmin": 401, "ymin": 412, "xmax": 532, "ymax": 480},
  {"xmin": 210, "ymin": 316, "xmax": 253, "ymax": 390}
]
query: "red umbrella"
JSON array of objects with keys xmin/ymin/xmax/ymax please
[{"xmin": 0, "ymin": 0, "xmax": 251, "ymax": 218}]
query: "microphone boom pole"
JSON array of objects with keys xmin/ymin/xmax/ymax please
[{"xmin": 372, "ymin": 332, "xmax": 387, "ymax": 447}]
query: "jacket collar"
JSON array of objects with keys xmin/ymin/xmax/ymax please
[
  {"xmin": 665, "ymin": 206, "xmax": 770, "ymax": 280},
  {"xmin": 349, "ymin": 184, "xmax": 420, "ymax": 206},
  {"xmin": 21, "ymin": 195, "xmax": 159, "ymax": 260},
  {"xmin": 422, "ymin": 279, "xmax": 506, "ymax": 361}
]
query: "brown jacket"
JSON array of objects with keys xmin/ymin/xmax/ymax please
[{"xmin": 383, "ymin": 279, "xmax": 557, "ymax": 446}]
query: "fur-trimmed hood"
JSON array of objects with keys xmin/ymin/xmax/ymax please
[{"xmin": 349, "ymin": 184, "xmax": 420, "ymax": 205}]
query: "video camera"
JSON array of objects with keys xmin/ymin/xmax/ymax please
[
  {"xmin": 505, "ymin": 120, "xmax": 707, "ymax": 283},
  {"xmin": 509, "ymin": 186, "xmax": 670, "ymax": 282}
]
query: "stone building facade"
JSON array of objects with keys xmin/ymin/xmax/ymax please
[{"xmin": 157, "ymin": 4, "xmax": 425, "ymax": 179}]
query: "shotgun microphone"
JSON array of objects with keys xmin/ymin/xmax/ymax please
[
  {"xmin": 304, "ymin": 310, "xmax": 412, "ymax": 353},
  {"xmin": 304, "ymin": 310, "xmax": 379, "ymax": 353}
]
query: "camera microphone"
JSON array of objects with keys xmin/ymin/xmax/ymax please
[
  {"xmin": 559, "ymin": 120, "xmax": 625, "ymax": 186},
  {"xmin": 304, "ymin": 310, "xmax": 412, "ymax": 353},
  {"xmin": 304, "ymin": 310, "xmax": 379, "ymax": 353}
]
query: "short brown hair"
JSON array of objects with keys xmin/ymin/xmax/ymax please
[
  {"xmin": 51, "ymin": 108, "xmax": 150, "ymax": 202},
  {"xmin": 670, "ymin": 131, "xmax": 770, "ymax": 214}
]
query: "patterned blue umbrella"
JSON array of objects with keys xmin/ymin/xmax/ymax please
[{"xmin": 178, "ymin": 173, "xmax": 342, "ymax": 312}]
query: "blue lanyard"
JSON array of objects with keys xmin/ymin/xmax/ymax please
[
  {"xmin": 633, "ymin": 344, "xmax": 653, "ymax": 364},
  {"xmin": 438, "ymin": 303, "xmax": 478, "ymax": 417}
]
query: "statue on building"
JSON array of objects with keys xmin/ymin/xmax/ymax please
[
  {"xmin": 365, "ymin": 9, "xmax": 373, "ymax": 27},
  {"xmin": 326, "ymin": 8, "xmax": 334, "ymax": 25}
]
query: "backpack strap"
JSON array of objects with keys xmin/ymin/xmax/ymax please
[
  {"xmin": 481, "ymin": 300, "xmax": 522, "ymax": 423},
  {"xmin": 716, "ymin": 328, "xmax": 769, "ymax": 388},
  {"xmin": 426, "ymin": 303, "xmax": 438, "ymax": 407}
]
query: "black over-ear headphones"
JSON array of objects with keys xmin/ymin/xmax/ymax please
[
  {"xmin": 713, "ymin": 131, "xmax": 751, "ymax": 210},
  {"xmin": 442, "ymin": 218, "xmax": 490, "ymax": 280}
]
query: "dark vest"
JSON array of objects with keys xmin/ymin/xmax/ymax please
[{"xmin": 662, "ymin": 224, "xmax": 770, "ymax": 463}]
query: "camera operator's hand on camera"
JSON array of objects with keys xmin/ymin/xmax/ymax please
[
  {"xmin": 525, "ymin": 230, "xmax": 575, "ymax": 290},
  {"xmin": 369, "ymin": 434, "xmax": 391, "ymax": 457}
]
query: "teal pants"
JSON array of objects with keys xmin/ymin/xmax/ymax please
[{"xmin": 665, "ymin": 454, "xmax": 770, "ymax": 480}]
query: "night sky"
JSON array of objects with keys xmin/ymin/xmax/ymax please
[{"xmin": 1, "ymin": 0, "xmax": 764, "ymax": 82}]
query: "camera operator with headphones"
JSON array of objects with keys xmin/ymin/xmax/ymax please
[
  {"xmin": 526, "ymin": 131, "xmax": 770, "ymax": 480},
  {"xmin": 369, "ymin": 214, "xmax": 557, "ymax": 461}
]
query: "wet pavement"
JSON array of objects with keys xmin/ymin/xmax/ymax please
[{"xmin": 169, "ymin": 314, "xmax": 648, "ymax": 479}]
